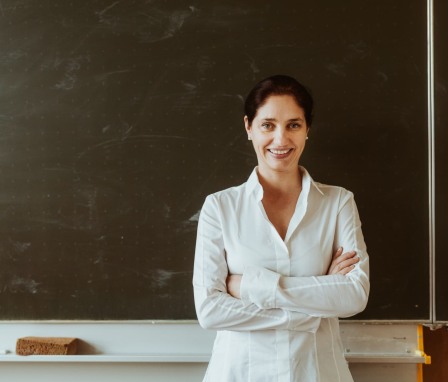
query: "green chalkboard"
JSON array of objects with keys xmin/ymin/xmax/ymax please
[{"xmin": 0, "ymin": 0, "xmax": 430, "ymax": 320}]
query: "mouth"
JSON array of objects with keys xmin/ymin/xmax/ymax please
[{"xmin": 267, "ymin": 148, "xmax": 293, "ymax": 158}]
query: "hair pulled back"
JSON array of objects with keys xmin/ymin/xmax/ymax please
[{"xmin": 244, "ymin": 75, "xmax": 314, "ymax": 126}]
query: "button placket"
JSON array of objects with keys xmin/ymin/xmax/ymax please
[{"xmin": 273, "ymin": 234, "xmax": 290, "ymax": 276}]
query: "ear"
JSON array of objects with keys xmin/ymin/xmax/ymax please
[{"xmin": 244, "ymin": 116, "xmax": 251, "ymax": 139}]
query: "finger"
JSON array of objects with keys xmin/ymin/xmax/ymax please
[
  {"xmin": 337, "ymin": 256, "xmax": 360, "ymax": 273},
  {"xmin": 342, "ymin": 250, "xmax": 357, "ymax": 258},
  {"xmin": 329, "ymin": 254, "xmax": 359, "ymax": 275},
  {"xmin": 330, "ymin": 251, "xmax": 355, "ymax": 272},
  {"xmin": 332, "ymin": 247, "xmax": 343, "ymax": 259},
  {"xmin": 328, "ymin": 247, "xmax": 344, "ymax": 274},
  {"xmin": 337, "ymin": 256, "xmax": 359, "ymax": 271},
  {"xmin": 338, "ymin": 264, "xmax": 356, "ymax": 275},
  {"xmin": 340, "ymin": 254, "xmax": 359, "ymax": 265},
  {"xmin": 337, "ymin": 251, "xmax": 357, "ymax": 264}
]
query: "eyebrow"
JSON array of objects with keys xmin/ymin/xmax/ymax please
[{"xmin": 262, "ymin": 117, "xmax": 304, "ymax": 122}]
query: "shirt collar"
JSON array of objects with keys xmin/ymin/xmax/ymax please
[
  {"xmin": 246, "ymin": 167, "xmax": 264, "ymax": 200},
  {"xmin": 301, "ymin": 166, "xmax": 325, "ymax": 196},
  {"xmin": 245, "ymin": 166, "xmax": 325, "ymax": 199}
]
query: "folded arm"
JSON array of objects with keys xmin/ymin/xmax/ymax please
[{"xmin": 239, "ymin": 192, "xmax": 370, "ymax": 318}]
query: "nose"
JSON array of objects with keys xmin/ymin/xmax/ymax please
[{"xmin": 273, "ymin": 127, "xmax": 288, "ymax": 145}]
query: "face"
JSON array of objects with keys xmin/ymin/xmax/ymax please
[{"xmin": 245, "ymin": 95, "xmax": 309, "ymax": 176}]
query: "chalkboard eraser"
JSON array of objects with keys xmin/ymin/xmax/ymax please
[{"xmin": 16, "ymin": 337, "xmax": 78, "ymax": 356}]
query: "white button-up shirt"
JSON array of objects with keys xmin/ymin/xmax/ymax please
[{"xmin": 193, "ymin": 167, "xmax": 369, "ymax": 382}]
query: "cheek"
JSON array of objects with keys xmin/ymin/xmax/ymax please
[
  {"xmin": 254, "ymin": 144, "xmax": 264, "ymax": 156},
  {"xmin": 298, "ymin": 138, "xmax": 307, "ymax": 149},
  {"xmin": 252, "ymin": 137, "xmax": 267, "ymax": 150}
]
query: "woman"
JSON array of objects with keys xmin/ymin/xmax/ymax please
[{"xmin": 193, "ymin": 75, "xmax": 369, "ymax": 382}]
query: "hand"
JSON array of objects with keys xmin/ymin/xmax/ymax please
[
  {"xmin": 327, "ymin": 247, "xmax": 359, "ymax": 275},
  {"xmin": 226, "ymin": 274, "xmax": 242, "ymax": 299}
]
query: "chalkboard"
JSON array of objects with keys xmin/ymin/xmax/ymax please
[
  {"xmin": 434, "ymin": 0, "xmax": 448, "ymax": 323},
  {"xmin": 0, "ymin": 0, "xmax": 430, "ymax": 320}
]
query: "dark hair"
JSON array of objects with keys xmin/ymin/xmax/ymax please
[{"xmin": 244, "ymin": 75, "xmax": 314, "ymax": 126}]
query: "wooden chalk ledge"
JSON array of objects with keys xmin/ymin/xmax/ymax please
[{"xmin": 16, "ymin": 337, "xmax": 78, "ymax": 356}]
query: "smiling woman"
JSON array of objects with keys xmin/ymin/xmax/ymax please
[
  {"xmin": 245, "ymin": 95, "xmax": 309, "ymax": 182},
  {"xmin": 244, "ymin": 94, "xmax": 309, "ymax": 240},
  {"xmin": 193, "ymin": 75, "xmax": 370, "ymax": 382}
]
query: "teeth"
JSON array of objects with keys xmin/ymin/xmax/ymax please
[{"xmin": 269, "ymin": 149, "xmax": 290, "ymax": 155}]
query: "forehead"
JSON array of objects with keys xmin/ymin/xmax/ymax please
[{"xmin": 256, "ymin": 95, "xmax": 305, "ymax": 120}]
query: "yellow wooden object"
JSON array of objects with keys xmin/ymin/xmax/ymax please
[{"xmin": 417, "ymin": 325, "xmax": 432, "ymax": 382}]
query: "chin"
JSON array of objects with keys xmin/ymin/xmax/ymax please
[{"xmin": 264, "ymin": 163, "xmax": 297, "ymax": 173}]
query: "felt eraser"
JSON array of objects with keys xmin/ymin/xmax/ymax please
[{"xmin": 16, "ymin": 337, "xmax": 78, "ymax": 356}]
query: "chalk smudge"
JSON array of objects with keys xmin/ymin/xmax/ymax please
[
  {"xmin": 12, "ymin": 241, "xmax": 31, "ymax": 253},
  {"xmin": 151, "ymin": 269, "xmax": 187, "ymax": 289},
  {"xmin": 8, "ymin": 277, "xmax": 40, "ymax": 294},
  {"xmin": 53, "ymin": 56, "xmax": 91, "ymax": 91}
]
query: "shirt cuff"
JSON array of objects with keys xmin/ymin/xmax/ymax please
[{"xmin": 240, "ymin": 265, "xmax": 280, "ymax": 309}]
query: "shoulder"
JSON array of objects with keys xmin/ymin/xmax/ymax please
[
  {"xmin": 203, "ymin": 182, "xmax": 248, "ymax": 209},
  {"xmin": 311, "ymin": 180, "xmax": 355, "ymax": 208},
  {"xmin": 302, "ymin": 166, "xmax": 354, "ymax": 202},
  {"xmin": 313, "ymin": 181, "xmax": 353, "ymax": 198}
]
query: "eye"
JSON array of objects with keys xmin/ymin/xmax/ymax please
[
  {"xmin": 289, "ymin": 122, "xmax": 302, "ymax": 129},
  {"xmin": 261, "ymin": 122, "xmax": 273, "ymax": 130}
]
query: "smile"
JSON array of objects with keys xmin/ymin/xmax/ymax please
[{"xmin": 268, "ymin": 148, "xmax": 293, "ymax": 155}]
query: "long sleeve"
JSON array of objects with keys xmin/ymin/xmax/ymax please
[
  {"xmin": 193, "ymin": 195, "xmax": 321, "ymax": 332},
  {"xmin": 240, "ymin": 191, "xmax": 370, "ymax": 318}
]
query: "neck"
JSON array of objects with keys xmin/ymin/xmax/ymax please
[{"xmin": 257, "ymin": 165, "xmax": 302, "ymax": 196}]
